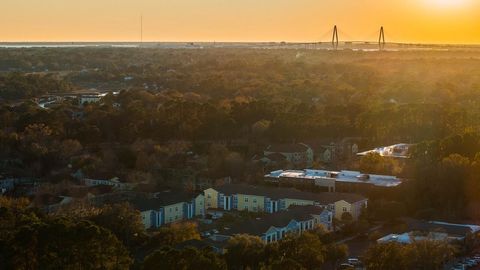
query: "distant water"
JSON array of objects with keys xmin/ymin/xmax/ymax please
[
  {"xmin": 0, "ymin": 42, "xmax": 479, "ymax": 51},
  {"xmin": 0, "ymin": 44, "xmax": 140, "ymax": 48}
]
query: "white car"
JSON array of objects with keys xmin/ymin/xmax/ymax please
[
  {"xmin": 347, "ymin": 258, "xmax": 361, "ymax": 265},
  {"xmin": 339, "ymin": 263, "xmax": 354, "ymax": 270}
]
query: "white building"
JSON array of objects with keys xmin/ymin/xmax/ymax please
[
  {"xmin": 79, "ymin": 93, "xmax": 108, "ymax": 105},
  {"xmin": 357, "ymin": 143, "xmax": 413, "ymax": 159},
  {"xmin": 83, "ymin": 177, "xmax": 135, "ymax": 190},
  {"xmin": 266, "ymin": 169, "xmax": 403, "ymax": 190}
]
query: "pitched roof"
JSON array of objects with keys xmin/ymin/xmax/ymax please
[
  {"xmin": 265, "ymin": 153, "xmax": 287, "ymax": 162},
  {"xmin": 407, "ymin": 220, "xmax": 477, "ymax": 236},
  {"xmin": 214, "ymin": 184, "xmax": 365, "ymax": 204},
  {"xmin": 130, "ymin": 190, "xmax": 198, "ymax": 211},
  {"xmin": 266, "ymin": 143, "xmax": 311, "ymax": 153},
  {"xmin": 33, "ymin": 193, "xmax": 64, "ymax": 206},
  {"xmin": 224, "ymin": 205, "xmax": 325, "ymax": 236}
]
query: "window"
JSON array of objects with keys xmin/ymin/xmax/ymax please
[
  {"xmin": 244, "ymin": 206, "xmax": 248, "ymax": 210},
  {"xmin": 175, "ymin": 207, "xmax": 178, "ymax": 211},
  {"xmin": 342, "ymin": 207, "xmax": 347, "ymax": 212},
  {"xmin": 253, "ymin": 199, "xmax": 257, "ymax": 203},
  {"xmin": 169, "ymin": 208, "xmax": 172, "ymax": 213},
  {"xmin": 207, "ymin": 194, "xmax": 211, "ymax": 198},
  {"xmin": 245, "ymin": 197, "xmax": 249, "ymax": 202}
]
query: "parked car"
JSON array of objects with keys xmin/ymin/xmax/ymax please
[
  {"xmin": 462, "ymin": 259, "xmax": 475, "ymax": 268},
  {"xmin": 347, "ymin": 257, "xmax": 361, "ymax": 266},
  {"xmin": 339, "ymin": 263, "xmax": 354, "ymax": 270},
  {"xmin": 466, "ymin": 259, "xmax": 478, "ymax": 265}
]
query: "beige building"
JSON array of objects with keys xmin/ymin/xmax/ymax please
[
  {"xmin": 264, "ymin": 143, "xmax": 314, "ymax": 168},
  {"xmin": 203, "ymin": 184, "xmax": 367, "ymax": 221}
]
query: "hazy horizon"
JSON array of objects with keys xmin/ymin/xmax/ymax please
[{"xmin": 2, "ymin": 0, "xmax": 480, "ymax": 44}]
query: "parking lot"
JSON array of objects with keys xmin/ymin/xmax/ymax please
[{"xmin": 449, "ymin": 254, "xmax": 480, "ymax": 270}]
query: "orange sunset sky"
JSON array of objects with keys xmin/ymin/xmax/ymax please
[{"xmin": 1, "ymin": 0, "xmax": 480, "ymax": 44}]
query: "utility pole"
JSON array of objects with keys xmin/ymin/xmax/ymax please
[
  {"xmin": 379, "ymin": 26, "xmax": 385, "ymax": 50},
  {"xmin": 332, "ymin": 25, "xmax": 339, "ymax": 50}
]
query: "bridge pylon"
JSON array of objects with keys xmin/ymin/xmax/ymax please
[
  {"xmin": 332, "ymin": 25, "xmax": 339, "ymax": 50},
  {"xmin": 379, "ymin": 26, "xmax": 386, "ymax": 50}
]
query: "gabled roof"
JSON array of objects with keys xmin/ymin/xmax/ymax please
[
  {"xmin": 33, "ymin": 193, "xmax": 64, "ymax": 206},
  {"xmin": 224, "ymin": 205, "xmax": 325, "ymax": 236},
  {"xmin": 130, "ymin": 190, "xmax": 199, "ymax": 211},
  {"xmin": 214, "ymin": 184, "xmax": 366, "ymax": 204},
  {"xmin": 265, "ymin": 153, "xmax": 287, "ymax": 162},
  {"xmin": 266, "ymin": 143, "xmax": 311, "ymax": 153},
  {"xmin": 407, "ymin": 220, "xmax": 478, "ymax": 236}
]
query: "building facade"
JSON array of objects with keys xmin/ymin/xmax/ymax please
[
  {"xmin": 135, "ymin": 193, "xmax": 205, "ymax": 229},
  {"xmin": 204, "ymin": 184, "xmax": 367, "ymax": 221},
  {"xmin": 216, "ymin": 205, "xmax": 333, "ymax": 243},
  {"xmin": 265, "ymin": 169, "xmax": 402, "ymax": 192},
  {"xmin": 264, "ymin": 143, "xmax": 314, "ymax": 168},
  {"xmin": 83, "ymin": 177, "xmax": 136, "ymax": 190}
]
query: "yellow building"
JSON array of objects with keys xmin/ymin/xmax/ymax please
[
  {"xmin": 236, "ymin": 194, "xmax": 265, "ymax": 212},
  {"xmin": 283, "ymin": 198, "xmax": 315, "ymax": 209},
  {"xmin": 334, "ymin": 199, "xmax": 367, "ymax": 220},
  {"xmin": 204, "ymin": 188, "xmax": 219, "ymax": 209},
  {"xmin": 203, "ymin": 184, "xmax": 367, "ymax": 221}
]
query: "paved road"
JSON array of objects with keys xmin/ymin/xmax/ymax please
[{"xmin": 335, "ymin": 224, "xmax": 383, "ymax": 245}]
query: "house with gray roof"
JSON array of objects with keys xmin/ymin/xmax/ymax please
[
  {"xmin": 263, "ymin": 143, "xmax": 314, "ymax": 168},
  {"xmin": 215, "ymin": 205, "xmax": 332, "ymax": 243},
  {"xmin": 130, "ymin": 190, "xmax": 205, "ymax": 229}
]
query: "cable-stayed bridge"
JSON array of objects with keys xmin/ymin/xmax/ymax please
[
  {"xmin": 253, "ymin": 25, "xmax": 480, "ymax": 51},
  {"xmin": 289, "ymin": 25, "xmax": 391, "ymax": 50}
]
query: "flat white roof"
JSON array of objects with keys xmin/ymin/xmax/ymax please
[{"xmin": 266, "ymin": 169, "xmax": 402, "ymax": 187}]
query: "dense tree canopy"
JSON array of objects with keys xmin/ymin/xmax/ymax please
[
  {"xmin": 364, "ymin": 241, "xmax": 455, "ymax": 270},
  {"xmin": 0, "ymin": 198, "xmax": 132, "ymax": 270}
]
